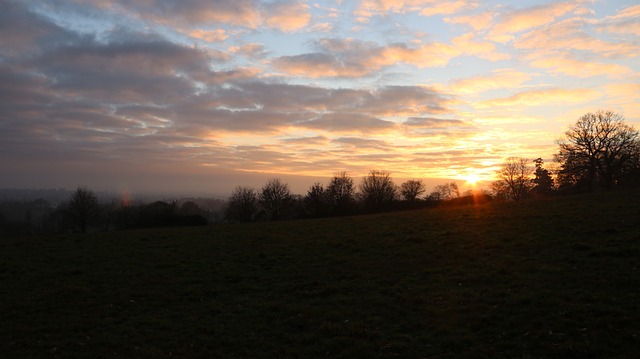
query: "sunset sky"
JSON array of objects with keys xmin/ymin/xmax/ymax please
[{"xmin": 1, "ymin": 0, "xmax": 639, "ymax": 196}]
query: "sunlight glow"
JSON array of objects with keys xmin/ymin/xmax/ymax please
[{"xmin": 465, "ymin": 173, "xmax": 480, "ymax": 186}]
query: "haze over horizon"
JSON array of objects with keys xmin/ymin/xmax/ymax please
[{"xmin": 1, "ymin": 0, "xmax": 639, "ymax": 196}]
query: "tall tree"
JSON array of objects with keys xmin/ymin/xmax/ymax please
[
  {"xmin": 531, "ymin": 158, "xmax": 554, "ymax": 196},
  {"xmin": 225, "ymin": 186, "xmax": 257, "ymax": 223},
  {"xmin": 428, "ymin": 182, "xmax": 459, "ymax": 201},
  {"xmin": 359, "ymin": 170, "xmax": 397, "ymax": 211},
  {"xmin": 400, "ymin": 179, "xmax": 426, "ymax": 201},
  {"xmin": 67, "ymin": 186, "xmax": 100, "ymax": 233},
  {"xmin": 492, "ymin": 157, "xmax": 533, "ymax": 201},
  {"xmin": 259, "ymin": 178, "xmax": 292, "ymax": 221},
  {"xmin": 555, "ymin": 110, "xmax": 640, "ymax": 191},
  {"xmin": 304, "ymin": 182, "xmax": 327, "ymax": 218},
  {"xmin": 326, "ymin": 172, "xmax": 355, "ymax": 216}
]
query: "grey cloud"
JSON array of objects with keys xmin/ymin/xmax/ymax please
[
  {"xmin": 36, "ymin": 39, "xmax": 217, "ymax": 101},
  {"xmin": 272, "ymin": 38, "xmax": 383, "ymax": 78},
  {"xmin": 331, "ymin": 137, "xmax": 391, "ymax": 150},
  {"xmin": 0, "ymin": 0, "xmax": 80, "ymax": 58},
  {"xmin": 272, "ymin": 52, "xmax": 370, "ymax": 78},
  {"xmin": 402, "ymin": 117, "xmax": 475, "ymax": 137},
  {"xmin": 297, "ymin": 113, "xmax": 396, "ymax": 133},
  {"xmin": 282, "ymin": 136, "xmax": 330, "ymax": 145},
  {"xmin": 84, "ymin": 0, "xmax": 261, "ymax": 27},
  {"xmin": 404, "ymin": 117, "xmax": 468, "ymax": 128}
]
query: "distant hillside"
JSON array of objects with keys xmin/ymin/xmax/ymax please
[{"xmin": 0, "ymin": 188, "xmax": 72, "ymax": 205}]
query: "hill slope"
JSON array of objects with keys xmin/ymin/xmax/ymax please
[{"xmin": 1, "ymin": 191, "xmax": 639, "ymax": 358}]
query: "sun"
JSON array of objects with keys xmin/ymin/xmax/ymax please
[{"xmin": 465, "ymin": 173, "xmax": 480, "ymax": 186}]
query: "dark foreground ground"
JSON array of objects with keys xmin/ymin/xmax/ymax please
[{"xmin": 1, "ymin": 190, "xmax": 639, "ymax": 358}]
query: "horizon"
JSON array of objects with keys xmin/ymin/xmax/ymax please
[
  {"xmin": 0, "ymin": 175, "xmax": 484, "ymax": 200},
  {"xmin": 1, "ymin": 0, "xmax": 639, "ymax": 195}
]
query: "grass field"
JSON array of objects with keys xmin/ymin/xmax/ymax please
[{"xmin": 1, "ymin": 190, "xmax": 639, "ymax": 358}]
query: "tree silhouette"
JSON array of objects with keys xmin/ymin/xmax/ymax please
[
  {"xmin": 226, "ymin": 186, "xmax": 257, "ymax": 222},
  {"xmin": 400, "ymin": 179, "xmax": 425, "ymax": 201},
  {"xmin": 259, "ymin": 178, "xmax": 292, "ymax": 221},
  {"xmin": 492, "ymin": 157, "xmax": 533, "ymax": 201},
  {"xmin": 555, "ymin": 110, "xmax": 640, "ymax": 191},
  {"xmin": 428, "ymin": 182, "xmax": 459, "ymax": 201},
  {"xmin": 326, "ymin": 172, "xmax": 355, "ymax": 216},
  {"xmin": 304, "ymin": 182, "xmax": 327, "ymax": 217},
  {"xmin": 532, "ymin": 158, "xmax": 554, "ymax": 196},
  {"xmin": 67, "ymin": 186, "xmax": 100, "ymax": 233},
  {"xmin": 359, "ymin": 170, "xmax": 397, "ymax": 211}
]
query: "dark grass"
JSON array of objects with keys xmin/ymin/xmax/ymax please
[{"xmin": 1, "ymin": 190, "xmax": 639, "ymax": 358}]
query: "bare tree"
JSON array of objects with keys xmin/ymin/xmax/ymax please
[
  {"xmin": 428, "ymin": 182, "xmax": 459, "ymax": 201},
  {"xmin": 359, "ymin": 170, "xmax": 397, "ymax": 211},
  {"xmin": 555, "ymin": 110, "xmax": 640, "ymax": 191},
  {"xmin": 259, "ymin": 178, "xmax": 292, "ymax": 221},
  {"xmin": 226, "ymin": 186, "xmax": 257, "ymax": 222},
  {"xmin": 400, "ymin": 179, "xmax": 425, "ymax": 201},
  {"xmin": 492, "ymin": 157, "xmax": 533, "ymax": 201},
  {"xmin": 326, "ymin": 172, "xmax": 355, "ymax": 215},
  {"xmin": 304, "ymin": 182, "xmax": 327, "ymax": 217},
  {"xmin": 67, "ymin": 186, "xmax": 100, "ymax": 233}
]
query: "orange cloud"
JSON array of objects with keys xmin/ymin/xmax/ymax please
[
  {"xmin": 187, "ymin": 29, "xmax": 228, "ymax": 42},
  {"xmin": 516, "ymin": 18, "xmax": 640, "ymax": 58},
  {"xmin": 449, "ymin": 69, "xmax": 532, "ymax": 95},
  {"xmin": 475, "ymin": 88, "xmax": 601, "ymax": 108},
  {"xmin": 263, "ymin": 1, "xmax": 311, "ymax": 32},
  {"xmin": 489, "ymin": 2, "xmax": 580, "ymax": 42},
  {"xmin": 419, "ymin": 1, "xmax": 477, "ymax": 16},
  {"xmin": 444, "ymin": 11, "xmax": 494, "ymax": 30},
  {"xmin": 603, "ymin": 83, "xmax": 640, "ymax": 119},
  {"xmin": 228, "ymin": 43, "xmax": 268, "ymax": 59},
  {"xmin": 272, "ymin": 39, "xmax": 460, "ymax": 78},
  {"xmin": 610, "ymin": 4, "xmax": 640, "ymax": 19},
  {"xmin": 528, "ymin": 55, "xmax": 634, "ymax": 78},
  {"xmin": 597, "ymin": 4, "xmax": 640, "ymax": 36},
  {"xmin": 355, "ymin": 0, "xmax": 476, "ymax": 18},
  {"xmin": 451, "ymin": 33, "xmax": 510, "ymax": 61}
]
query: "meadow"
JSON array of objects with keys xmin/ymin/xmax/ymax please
[{"xmin": 1, "ymin": 190, "xmax": 639, "ymax": 358}]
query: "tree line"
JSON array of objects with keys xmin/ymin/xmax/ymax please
[
  {"xmin": 2, "ymin": 110, "xmax": 639, "ymax": 235},
  {"xmin": 491, "ymin": 110, "xmax": 640, "ymax": 201}
]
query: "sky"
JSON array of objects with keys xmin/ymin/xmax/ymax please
[{"xmin": 1, "ymin": 0, "xmax": 639, "ymax": 196}]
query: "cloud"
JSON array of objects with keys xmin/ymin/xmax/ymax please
[
  {"xmin": 355, "ymin": 0, "xmax": 476, "ymax": 18},
  {"xmin": 449, "ymin": 69, "xmax": 532, "ymax": 95},
  {"xmin": 135, "ymin": 0, "xmax": 262, "ymax": 28},
  {"xmin": 229, "ymin": 43, "xmax": 268, "ymax": 59},
  {"xmin": 263, "ymin": 0, "xmax": 311, "ymax": 32},
  {"xmin": 34, "ymin": 39, "xmax": 217, "ymax": 103},
  {"xmin": 332, "ymin": 137, "xmax": 391, "ymax": 150},
  {"xmin": 596, "ymin": 4, "xmax": 640, "ymax": 36},
  {"xmin": 403, "ymin": 117, "xmax": 468, "ymax": 128},
  {"xmin": 475, "ymin": 88, "xmax": 601, "ymax": 108},
  {"xmin": 308, "ymin": 22, "xmax": 334, "ymax": 33},
  {"xmin": 186, "ymin": 29, "xmax": 228, "ymax": 42},
  {"xmin": 297, "ymin": 113, "xmax": 396, "ymax": 133},
  {"xmin": 489, "ymin": 2, "xmax": 580, "ymax": 42},
  {"xmin": 272, "ymin": 38, "xmax": 459, "ymax": 78},
  {"xmin": 451, "ymin": 33, "xmax": 510, "ymax": 61},
  {"xmin": 401, "ymin": 117, "xmax": 475, "ymax": 137},
  {"xmin": 527, "ymin": 54, "xmax": 634, "ymax": 78},
  {"xmin": 0, "ymin": 1, "xmax": 79, "ymax": 58},
  {"xmin": 515, "ymin": 18, "xmax": 640, "ymax": 58},
  {"xmin": 603, "ymin": 83, "xmax": 640, "ymax": 119},
  {"xmin": 62, "ymin": 0, "xmax": 315, "ymax": 32},
  {"xmin": 444, "ymin": 11, "xmax": 494, "ymax": 30}
]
